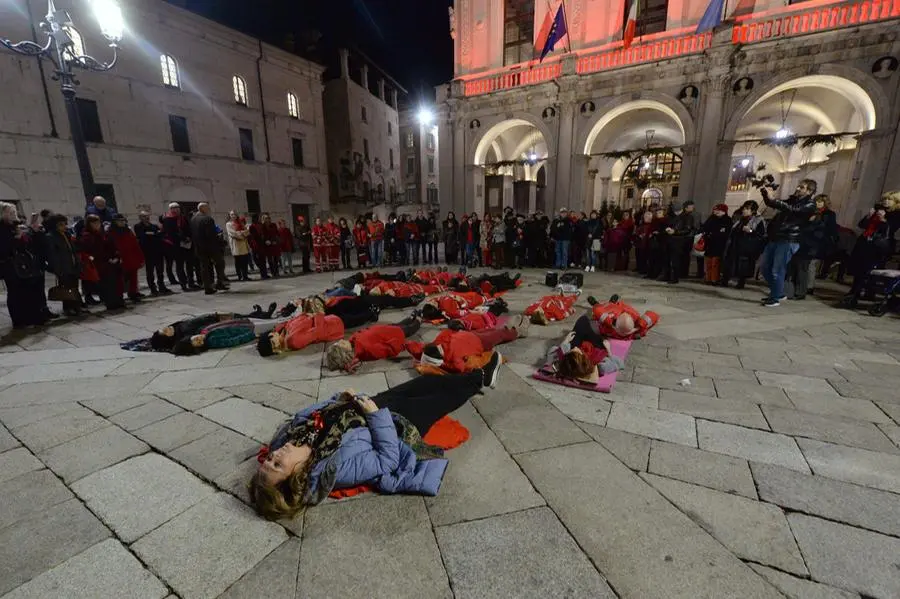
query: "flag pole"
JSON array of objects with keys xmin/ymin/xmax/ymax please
[{"xmin": 559, "ymin": 0, "xmax": 572, "ymax": 52}]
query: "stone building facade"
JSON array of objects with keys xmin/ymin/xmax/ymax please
[
  {"xmin": 323, "ymin": 48, "xmax": 403, "ymax": 221},
  {"xmin": 439, "ymin": 0, "xmax": 900, "ymax": 224},
  {"xmin": 0, "ymin": 0, "xmax": 329, "ymax": 224},
  {"xmin": 398, "ymin": 107, "xmax": 441, "ymax": 214}
]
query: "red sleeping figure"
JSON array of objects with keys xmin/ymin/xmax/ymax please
[
  {"xmin": 588, "ymin": 295, "xmax": 659, "ymax": 340},
  {"xmin": 525, "ymin": 294, "xmax": 579, "ymax": 324}
]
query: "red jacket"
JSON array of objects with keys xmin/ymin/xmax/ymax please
[
  {"xmin": 368, "ymin": 221, "xmax": 384, "ymax": 241},
  {"xmin": 108, "ymin": 226, "xmax": 145, "ymax": 271},
  {"xmin": 457, "ymin": 311, "xmax": 498, "ymax": 331},
  {"xmin": 350, "ymin": 324, "xmax": 409, "ymax": 361},
  {"xmin": 353, "ymin": 226, "xmax": 369, "ymax": 247},
  {"xmin": 277, "ymin": 226, "xmax": 294, "ymax": 253},
  {"xmin": 79, "ymin": 229, "xmax": 119, "ymax": 276},
  {"xmin": 275, "ymin": 313, "xmax": 344, "ymax": 351},
  {"xmin": 430, "ymin": 329, "xmax": 486, "ymax": 373},
  {"xmin": 324, "ymin": 222, "xmax": 340, "ymax": 246},
  {"xmin": 258, "ymin": 222, "xmax": 281, "ymax": 257},
  {"xmin": 312, "ymin": 224, "xmax": 327, "ymax": 248},
  {"xmin": 591, "ymin": 299, "xmax": 659, "ymax": 339},
  {"xmin": 524, "ymin": 295, "xmax": 578, "ymax": 321}
]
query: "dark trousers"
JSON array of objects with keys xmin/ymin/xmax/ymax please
[
  {"xmin": 234, "ymin": 254, "xmax": 250, "ymax": 280},
  {"xmin": 300, "ymin": 247, "xmax": 311, "ymax": 273},
  {"xmin": 198, "ymin": 252, "xmax": 227, "ymax": 290},
  {"xmin": 97, "ymin": 272, "xmax": 125, "ymax": 309},
  {"xmin": 789, "ymin": 257, "xmax": 811, "ymax": 298},
  {"xmin": 635, "ymin": 247, "xmax": 648, "ymax": 273},
  {"xmin": 373, "ymin": 370, "xmax": 483, "ymax": 435},
  {"xmin": 341, "ymin": 247, "xmax": 352, "ymax": 269},
  {"xmin": 426, "ymin": 242, "xmax": 438, "ymax": 263},
  {"xmin": 394, "ymin": 315, "xmax": 421, "ymax": 338},
  {"xmin": 145, "ymin": 255, "xmax": 164, "ymax": 291}
]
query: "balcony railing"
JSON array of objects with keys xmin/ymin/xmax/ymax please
[
  {"xmin": 462, "ymin": 61, "xmax": 562, "ymax": 97},
  {"xmin": 732, "ymin": 0, "xmax": 900, "ymax": 43},
  {"xmin": 577, "ymin": 31, "xmax": 712, "ymax": 75}
]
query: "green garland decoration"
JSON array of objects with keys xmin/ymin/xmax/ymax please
[
  {"xmin": 594, "ymin": 146, "xmax": 680, "ymax": 161},
  {"xmin": 799, "ymin": 134, "xmax": 842, "ymax": 149}
]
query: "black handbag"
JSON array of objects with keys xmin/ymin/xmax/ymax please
[
  {"xmin": 544, "ymin": 271, "xmax": 558, "ymax": 287},
  {"xmin": 48, "ymin": 283, "xmax": 81, "ymax": 303},
  {"xmin": 560, "ymin": 272, "xmax": 584, "ymax": 287},
  {"xmin": 12, "ymin": 249, "xmax": 42, "ymax": 280}
]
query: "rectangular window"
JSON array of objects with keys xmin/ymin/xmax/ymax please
[
  {"xmin": 363, "ymin": 138, "xmax": 369, "ymax": 161},
  {"xmin": 94, "ymin": 183, "xmax": 116, "ymax": 211},
  {"xmin": 239, "ymin": 127, "xmax": 255, "ymax": 161},
  {"xmin": 426, "ymin": 133, "xmax": 436, "ymax": 150},
  {"xmin": 406, "ymin": 156, "xmax": 415, "ymax": 177},
  {"xmin": 406, "ymin": 132, "xmax": 414, "ymax": 148},
  {"xmin": 503, "ymin": 0, "xmax": 535, "ymax": 66},
  {"xmin": 427, "ymin": 156, "xmax": 435, "ymax": 175},
  {"xmin": 292, "ymin": 137, "xmax": 305, "ymax": 168},
  {"xmin": 389, "ymin": 148, "xmax": 394, "ymax": 170},
  {"xmin": 361, "ymin": 106, "xmax": 367, "ymax": 122},
  {"xmin": 169, "ymin": 115, "xmax": 190, "ymax": 153},
  {"xmin": 427, "ymin": 186, "xmax": 438, "ymax": 205},
  {"xmin": 76, "ymin": 98, "xmax": 103, "ymax": 143},
  {"xmin": 245, "ymin": 189, "xmax": 261, "ymax": 216},
  {"xmin": 632, "ymin": 0, "xmax": 668, "ymax": 38},
  {"xmin": 388, "ymin": 121, "xmax": 392, "ymax": 136}
]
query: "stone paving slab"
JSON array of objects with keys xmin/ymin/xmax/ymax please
[
  {"xmin": 648, "ymin": 440, "xmax": 757, "ymax": 498},
  {"xmin": 72, "ymin": 454, "xmax": 216, "ymax": 543},
  {"xmin": 141, "ymin": 359, "xmax": 320, "ymax": 393},
  {"xmin": 0, "ymin": 345, "xmax": 131, "ymax": 367},
  {"xmin": 133, "ymin": 412, "xmax": 221, "ymax": 452},
  {"xmin": 788, "ymin": 513, "xmax": 900, "ymax": 599},
  {"xmin": 797, "ymin": 438, "xmax": 900, "ymax": 494},
  {"xmin": 110, "ymin": 351, "xmax": 226, "ymax": 375},
  {"xmin": 756, "ymin": 371, "xmax": 838, "ymax": 396},
  {"xmin": 0, "ymin": 499, "xmax": 111, "ymax": 596},
  {"xmin": 748, "ymin": 564, "xmax": 860, "ymax": 599},
  {"xmin": 133, "ymin": 493, "xmax": 287, "ymax": 599},
  {"xmin": 632, "ymin": 367, "xmax": 716, "ymax": 396},
  {"xmin": 0, "ymin": 422, "xmax": 18, "ymax": 453},
  {"xmin": 0, "ymin": 358, "xmax": 130, "ymax": 385},
  {"xmin": 154, "ymin": 388, "xmax": 235, "ymax": 411},
  {"xmin": 659, "ymin": 389, "xmax": 769, "ymax": 429},
  {"xmin": 316, "ymin": 371, "xmax": 388, "ymax": 401},
  {"xmin": 698, "ymin": 420, "xmax": 810, "ymax": 472},
  {"xmin": 472, "ymin": 366, "xmax": 589, "ymax": 454},
  {"xmin": 0, "ymin": 447, "xmax": 45, "ymax": 484},
  {"xmin": 516, "ymin": 442, "xmax": 783, "ymax": 599},
  {"xmin": 79, "ymin": 393, "xmax": 159, "ymax": 418},
  {"xmin": 0, "ymin": 402, "xmax": 81, "ymax": 430},
  {"xmin": 298, "ymin": 495, "xmax": 452, "ymax": 599},
  {"xmin": 435, "ymin": 507, "xmax": 615, "ymax": 599},
  {"xmin": 762, "ymin": 405, "xmax": 899, "ymax": 453},
  {"xmin": 534, "ymin": 384, "xmax": 612, "ymax": 426},
  {"xmin": 643, "ymin": 473, "xmax": 807, "ymax": 575},
  {"xmin": 0, "ymin": 469, "xmax": 73, "ymax": 531},
  {"xmin": 13, "ymin": 409, "xmax": 111, "ymax": 453},
  {"xmin": 197, "ymin": 397, "xmax": 286, "ymax": 444},
  {"xmin": 577, "ymin": 423, "xmax": 650, "ymax": 471},
  {"xmin": 170, "ymin": 426, "xmax": 258, "ymax": 482},
  {"xmin": 38, "ymin": 425, "xmax": 148, "ymax": 483},
  {"xmin": 0, "ymin": 373, "xmax": 156, "ymax": 408},
  {"xmin": 606, "ymin": 403, "xmax": 697, "ymax": 446},
  {"xmin": 225, "ymin": 383, "xmax": 317, "ymax": 414},
  {"xmin": 785, "ymin": 389, "xmax": 892, "ymax": 424},
  {"xmin": 109, "ymin": 398, "xmax": 184, "ymax": 432},
  {"xmin": 218, "ymin": 538, "xmax": 301, "ymax": 599},
  {"xmin": 880, "ymin": 423, "xmax": 900, "ymax": 449},
  {"xmin": 829, "ymin": 379, "xmax": 894, "ymax": 404},
  {"xmin": 603, "ymin": 381, "xmax": 661, "ymax": 407},
  {"xmin": 752, "ymin": 462, "xmax": 900, "ymax": 538},
  {"xmin": 878, "ymin": 401, "xmax": 900, "ymax": 425},
  {"xmin": 713, "ymin": 379, "xmax": 792, "ymax": 407},
  {"xmin": 1, "ymin": 538, "xmax": 168, "ymax": 599},
  {"xmin": 424, "ymin": 403, "xmax": 544, "ymax": 527}
]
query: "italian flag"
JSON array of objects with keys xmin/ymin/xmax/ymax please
[{"xmin": 623, "ymin": 0, "xmax": 639, "ymax": 49}]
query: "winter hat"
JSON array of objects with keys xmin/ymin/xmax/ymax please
[
  {"xmin": 713, "ymin": 203, "xmax": 729, "ymax": 213},
  {"xmin": 296, "ymin": 215, "xmax": 305, "ymax": 223},
  {"xmin": 683, "ymin": 200, "xmax": 695, "ymax": 208}
]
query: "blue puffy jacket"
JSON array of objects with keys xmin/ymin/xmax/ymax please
[{"xmin": 268, "ymin": 396, "xmax": 449, "ymax": 505}]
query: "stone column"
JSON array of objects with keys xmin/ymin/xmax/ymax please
[
  {"xmin": 584, "ymin": 167, "xmax": 597, "ymax": 211},
  {"xmin": 528, "ymin": 181, "xmax": 537, "ymax": 213},
  {"xmin": 553, "ymin": 104, "xmax": 575, "ymax": 214},
  {"xmin": 568, "ymin": 154, "xmax": 591, "ymax": 214},
  {"xmin": 678, "ymin": 143, "xmax": 698, "ymax": 203},
  {"xmin": 339, "ymin": 49, "xmax": 350, "ymax": 79},
  {"xmin": 690, "ymin": 77, "xmax": 730, "ymax": 215},
  {"xmin": 466, "ymin": 164, "xmax": 483, "ymax": 215},
  {"xmin": 598, "ymin": 176, "xmax": 610, "ymax": 208},
  {"xmin": 884, "ymin": 126, "xmax": 900, "ymax": 195},
  {"xmin": 843, "ymin": 128, "xmax": 895, "ymax": 225},
  {"xmin": 502, "ymin": 175, "xmax": 514, "ymax": 210}
]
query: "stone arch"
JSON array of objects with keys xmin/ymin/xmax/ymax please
[
  {"xmin": 470, "ymin": 112, "xmax": 555, "ymax": 165},
  {"xmin": 723, "ymin": 64, "xmax": 887, "ymax": 141},
  {"xmin": 0, "ymin": 179, "xmax": 21, "ymax": 200},
  {"xmin": 578, "ymin": 93, "xmax": 696, "ymax": 155}
]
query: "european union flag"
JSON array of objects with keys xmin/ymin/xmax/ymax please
[
  {"xmin": 696, "ymin": 0, "xmax": 726, "ymax": 33},
  {"xmin": 540, "ymin": 6, "xmax": 568, "ymax": 62}
]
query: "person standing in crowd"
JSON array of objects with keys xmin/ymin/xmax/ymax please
[
  {"xmin": 551, "ymin": 208, "xmax": 573, "ymax": 269},
  {"xmin": 415, "ymin": 209, "xmax": 429, "ymax": 265},
  {"xmin": 426, "ymin": 213, "xmax": 439, "ymax": 265},
  {"xmin": 278, "ymin": 219, "xmax": 295, "ymax": 274},
  {"xmin": 134, "ymin": 211, "xmax": 171, "ymax": 295},
  {"xmin": 458, "ymin": 214, "xmax": 474, "ymax": 266},
  {"xmin": 721, "ymin": 200, "xmax": 766, "ymax": 289},
  {"xmin": 338, "ymin": 217, "xmax": 353, "ymax": 270},
  {"xmin": 44, "ymin": 214, "xmax": 84, "ymax": 316},
  {"xmin": 571, "ymin": 212, "xmax": 588, "ymax": 270},
  {"xmin": 353, "ymin": 219, "xmax": 370, "ymax": 268},
  {"xmin": 808, "ymin": 195, "xmax": 837, "ymax": 295},
  {"xmin": 80, "ymin": 214, "xmax": 126, "ymax": 311},
  {"xmin": 191, "ymin": 203, "xmax": 229, "ymax": 295},
  {"xmin": 469, "ymin": 212, "xmax": 483, "ymax": 267},
  {"xmin": 86, "ymin": 195, "xmax": 117, "ymax": 225},
  {"xmin": 1, "ymin": 202, "xmax": 50, "ymax": 327},
  {"xmin": 226, "ymin": 211, "xmax": 252, "ymax": 282},
  {"xmin": 680, "ymin": 201, "xmax": 700, "ymax": 278},
  {"xmin": 403, "ymin": 214, "xmax": 418, "ymax": 266},
  {"xmin": 109, "ymin": 214, "xmax": 145, "ymax": 302},
  {"xmin": 443, "ymin": 211, "xmax": 459, "ymax": 264},
  {"xmin": 585, "ymin": 210, "xmax": 601, "ymax": 272},
  {"xmin": 603, "ymin": 215, "xmax": 629, "ymax": 272},
  {"xmin": 260, "ymin": 213, "xmax": 282, "ymax": 277},
  {"xmin": 512, "ymin": 214, "xmax": 526, "ymax": 268},
  {"xmin": 490, "ymin": 214, "xmax": 506, "ymax": 268},
  {"xmin": 645, "ymin": 206, "xmax": 668, "ymax": 279},
  {"xmin": 661, "ymin": 201, "xmax": 696, "ymax": 285},
  {"xmin": 759, "ymin": 179, "xmax": 817, "ymax": 307},
  {"xmin": 324, "ymin": 215, "xmax": 340, "ymax": 271},
  {"xmin": 787, "ymin": 198, "xmax": 826, "ymax": 300},
  {"xmin": 842, "ymin": 204, "xmax": 892, "ymax": 306},
  {"xmin": 161, "ymin": 202, "xmax": 198, "ymax": 292},
  {"xmin": 632, "ymin": 210, "xmax": 654, "ymax": 275},
  {"xmin": 700, "ymin": 203, "xmax": 732, "ymax": 285},
  {"xmin": 367, "ymin": 215, "xmax": 384, "ymax": 268},
  {"xmin": 294, "ymin": 215, "xmax": 312, "ymax": 274},
  {"xmin": 311, "ymin": 216, "xmax": 327, "ymax": 273}
]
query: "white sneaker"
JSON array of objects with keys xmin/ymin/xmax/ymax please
[
  {"xmin": 584, "ymin": 266, "xmax": 590, "ymax": 272},
  {"xmin": 590, "ymin": 266, "xmax": 596, "ymax": 272}
]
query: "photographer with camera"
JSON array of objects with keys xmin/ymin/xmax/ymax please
[{"xmin": 758, "ymin": 179, "xmax": 817, "ymax": 307}]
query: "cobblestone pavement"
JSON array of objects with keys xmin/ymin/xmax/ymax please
[{"xmin": 1, "ymin": 268, "xmax": 899, "ymax": 598}]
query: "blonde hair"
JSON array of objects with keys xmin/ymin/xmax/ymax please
[
  {"xmin": 0, "ymin": 201, "xmax": 18, "ymax": 222},
  {"xmin": 324, "ymin": 341, "xmax": 354, "ymax": 371},
  {"xmin": 814, "ymin": 194, "xmax": 831, "ymax": 209},
  {"xmin": 882, "ymin": 190, "xmax": 900, "ymax": 211},
  {"xmin": 248, "ymin": 458, "xmax": 313, "ymax": 521}
]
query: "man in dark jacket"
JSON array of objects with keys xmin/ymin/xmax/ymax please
[
  {"xmin": 551, "ymin": 208, "xmax": 573, "ymax": 269},
  {"xmin": 134, "ymin": 211, "xmax": 172, "ymax": 296},
  {"xmin": 85, "ymin": 196, "xmax": 117, "ymax": 225},
  {"xmin": 414, "ymin": 210, "xmax": 430, "ymax": 265},
  {"xmin": 661, "ymin": 201, "xmax": 696, "ymax": 284},
  {"xmin": 161, "ymin": 202, "xmax": 200, "ymax": 291},
  {"xmin": 759, "ymin": 179, "xmax": 817, "ymax": 306},
  {"xmin": 294, "ymin": 215, "xmax": 312, "ymax": 273},
  {"xmin": 190, "ymin": 203, "xmax": 229, "ymax": 294}
]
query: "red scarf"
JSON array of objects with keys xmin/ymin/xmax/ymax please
[
  {"xmin": 233, "ymin": 218, "xmax": 245, "ymax": 231},
  {"xmin": 863, "ymin": 214, "xmax": 884, "ymax": 239}
]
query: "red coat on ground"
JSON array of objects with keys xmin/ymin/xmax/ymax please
[
  {"xmin": 428, "ymin": 329, "xmax": 486, "ymax": 373},
  {"xmin": 277, "ymin": 226, "xmax": 294, "ymax": 253},
  {"xmin": 524, "ymin": 295, "xmax": 578, "ymax": 321},
  {"xmin": 108, "ymin": 226, "xmax": 144, "ymax": 271},
  {"xmin": 456, "ymin": 311, "xmax": 498, "ymax": 331},
  {"xmin": 275, "ymin": 313, "xmax": 344, "ymax": 351},
  {"xmin": 350, "ymin": 324, "xmax": 409, "ymax": 361},
  {"xmin": 590, "ymin": 299, "xmax": 659, "ymax": 339}
]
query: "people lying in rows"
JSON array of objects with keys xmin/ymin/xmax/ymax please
[
  {"xmin": 368, "ymin": 280, "xmax": 440, "ymax": 299},
  {"xmin": 415, "ymin": 324, "xmax": 523, "ymax": 376},
  {"xmin": 150, "ymin": 307, "xmax": 277, "ymax": 351},
  {"xmin": 587, "ymin": 294, "xmax": 658, "ymax": 340},
  {"xmin": 545, "ymin": 332, "xmax": 625, "ymax": 385},
  {"xmin": 420, "ymin": 290, "xmax": 489, "ymax": 321},
  {"xmin": 257, "ymin": 312, "xmax": 345, "ymax": 357},
  {"xmin": 323, "ymin": 314, "xmax": 422, "ymax": 372},
  {"xmin": 843, "ymin": 204, "xmax": 893, "ymax": 304},
  {"xmin": 448, "ymin": 272, "xmax": 521, "ymax": 295},
  {"xmin": 169, "ymin": 319, "xmax": 257, "ymax": 356},
  {"xmin": 441, "ymin": 299, "xmax": 509, "ymax": 331},
  {"xmin": 525, "ymin": 294, "xmax": 579, "ymax": 324},
  {"xmin": 249, "ymin": 365, "xmax": 500, "ymax": 520}
]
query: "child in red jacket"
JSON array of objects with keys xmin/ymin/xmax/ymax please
[
  {"xmin": 324, "ymin": 216, "xmax": 341, "ymax": 271},
  {"xmin": 277, "ymin": 219, "xmax": 295, "ymax": 274},
  {"xmin": 353, "ymin": 221, "xmax": 370, "ymax": 268},
  {"xmin": 109, "ymin": 215, "xmax": 145, "ymax": 301},
  {"xmin": 323, "ymin": 315, "xmax": 422, "ymax": 372}
]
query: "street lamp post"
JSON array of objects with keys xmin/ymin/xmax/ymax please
[{"xmin": 1, "ymin": 0, "xmax": 124, "ymax": 203}]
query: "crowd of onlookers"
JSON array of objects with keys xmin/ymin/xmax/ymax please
[{"xmin": 2, "ymin": 186, "xmax": 898, "ymax": 329}]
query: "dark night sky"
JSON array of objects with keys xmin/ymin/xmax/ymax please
[{"xmin": 165, "ymin": 0, "xmax": 453, "ymax": 103}]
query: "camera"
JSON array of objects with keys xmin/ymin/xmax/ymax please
[{"xmin": 748, "ymin": 164, "xmax": 779, "ymax": 192}]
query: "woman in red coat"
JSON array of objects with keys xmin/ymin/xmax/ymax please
[
  {"xmin": 108, "ymin": 214, "xmax": 145, "ymax": 301},
  {"xmin": 311, "ymin": 217, "xmax": 327, "ymax": 273},
  {"xmin": 80, "ymin": 215, "xmax": 126, "ymax": 310},
  {"xmin": 353, "ymin": 220, "xmax": 370, "ymax": 268},
  {"xmin": 277, "ymin": 219, "xmax": 295, "ymax": 274},
  {"xmin": 324, "ymin": 216, "xmax": 341, "ymax": 271},
  {"xmin": 260, "ymin": 213, "xmax": 281, "ymax": 278}
]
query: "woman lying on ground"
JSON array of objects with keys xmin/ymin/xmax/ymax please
[
  {"xmin": 148, "ymin": 304, "xmax": 277, "ymax": 351},
  {"xmin": 249, "ymin": 365, "xmax": 501, "ymax": 520},
  {"xmin": 277, "ymin": 292, "xmax": 422, "ymax": 320},
  {"xmin": 323, "ymin": 314, "xmax": 422, "ymax": 372},
  {"xmin": 257, "ymin": 312, "xmax": 345, "ymax": 357},
  {"xmin": 544, "ymin": 331, "xmax": 624, "ymax": 385}
]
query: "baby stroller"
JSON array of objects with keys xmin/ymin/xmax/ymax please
[{"xmin": 840, "ymin": 269, "xmax": 900, "ymax": 316}]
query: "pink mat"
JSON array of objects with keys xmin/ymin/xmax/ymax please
[{"xmin": 533, "ymin": 339, "xmax": 632, "ymax": 393}]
